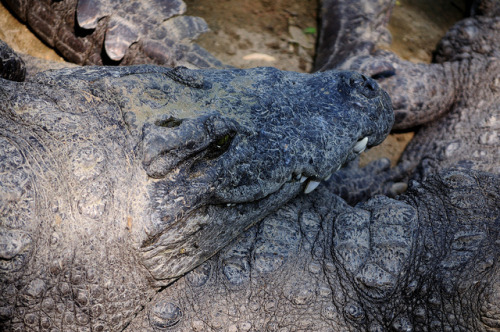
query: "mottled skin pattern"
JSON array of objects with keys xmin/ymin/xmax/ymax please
[
  {"xmin": 319, "ymin": 0, "xmax": 500, "ymax": 132},
  {"xmin": 0, "ymin": 60, "xmax": 392, "ymax": 330},
  {"xmin": 338, "ymin": 13, "xmax": 499, "ymax": 183},
  {"xmin": 159, "ymin": 2, "xmax": 500, "ymax": 330},
  {"xmin": 317, "ymin": 0, "xmax": 499, "ymax": 202},
  {"xmin": 2, "ymin": 0, "xmax": 222, "ymax": 68},
  {"xmin": 315, "ymin": 0, "xmax": 394, "ymax": 71},
  {"xmin": 126, "ymin": 168, "xmax": 500, "ymax": 331}
]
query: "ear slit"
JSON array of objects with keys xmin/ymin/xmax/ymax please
[{"xmin": 155, "ymin": 117, "xmax": 184, "ymax": 128}]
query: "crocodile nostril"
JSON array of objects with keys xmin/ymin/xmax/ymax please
[
  {"xmin": 349, "ymin": 73, "xmax": 380, "ymax": 99},
  {"xmin": 349, "ymin": 73, "xmax": 365, "ymax": 88},
  {"xmin": 365, "ymin": 78, "xmax": 377, "ymax": 91},
  {"xmin": 155, "ymin": 117, "xmax": 183, "ymax": 128}
]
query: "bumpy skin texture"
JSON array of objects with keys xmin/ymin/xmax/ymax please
[
  {"xmin": 338, "ymin": 49, "xmax": 500, "ymax": 178},
  {"xmin": 125, "ymin": 168, "xmax": 500, "ymax": 331},
  {"xmin": 3, "ymin": 0, "xmax": 222, "ymax": 68},
  {"xmin": 326, "ymin": 157, "xmax": 410, "ymax": 204},
  {"xmin": 393, "ymin": 5, "xmax": 500, "ymax": 178},
  {"xmin": 395, "ymin": 6, "xmax": 499, "ymax": 177},
  {"xmin": 315, "ymin": 0, "xmax": 394, "ymax": 71},
  {"xmin": 318, "ymin": 0, "xmax": 500, "ymax": 134},
  {"xmin": 337, "ymin": 51, "xmax": 459, "ymax": 130},
  {"xmin": 1, "ymin": 0, "xmax": 500, "ymax": 331},
  {"xmin": 400, "ymin": 57, "xmax": 500, "ymax": 178},
  {"xmin": 315, "ymin": 0, "xmax": 499, "ymax": 203},
  {"xmin": 434, "ymin": 14, "xmax": 500, "ymax": 63},
  {"xmin": 0, "ymin": 63, "xmax": 393, "ymax": 330}
]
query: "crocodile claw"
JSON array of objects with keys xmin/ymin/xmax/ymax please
[
  {"xmin": 7, "ymin": 0, "xmax": 221, "ymax": 67},
  {"xmin": 77, "ymin": 0, "xmax": 107, "ymax": 29},
  {"xmin": 105, "ymin": 16, "xmax": 140, "ymax": 61}
]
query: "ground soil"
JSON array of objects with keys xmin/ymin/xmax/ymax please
[{"xmin": 0, "ymin": 0, "xmax": 466, "ymax": 166}]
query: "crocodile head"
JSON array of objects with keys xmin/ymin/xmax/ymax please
[{"xmin": 106, "ymin": 66, "xmax": 394, "ymax": 282}]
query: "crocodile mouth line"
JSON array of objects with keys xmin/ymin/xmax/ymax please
[
  {"xmin": 159, "ymin": 139, "xmax": 370, "ymax": 230},
  {"xmin": 287, "ymin": 135, "xmax": 371, "ymax": 196}
]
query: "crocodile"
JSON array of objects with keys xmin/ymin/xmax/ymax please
[
  {"xmin": 121, "ymin": 4, "xmax": 500, "ymax": 324},
  {"xmin": 0, "ymin": 41, "xmax": 393, "ymax": 330},
  {"xmin": 0, "ymin": 0, "xmax": 499, "ymax": 331},
  {"xmin": 0, "ymin": 47, "xmax": 498, "ymax": 332},
  {"xmin": 317, "ymin": 0, "xmax": 500, "ymax": 134}
]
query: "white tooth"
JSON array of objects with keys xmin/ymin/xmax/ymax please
[
  {"xmin": 304, "ymin": 180, "xmax": 320, "ymax": 194},
  {"xmin": 336, "ymin": 164, "xmax": 342, "ymax": 171},
  {"xmin": 299, "ymin": 175, "xmax": 308, "ymax": 183},
  {"xmin": 295, "ymin": 174, "xmax": 301, "ymax": 180},
  {"xmin": 353, "ymin": 137, "xmax": 368, "ymax": 154},
  {"xmin": 324, "ymin": 174, "xmax": 332, "ymax": 181}
]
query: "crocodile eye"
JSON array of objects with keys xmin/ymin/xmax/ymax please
[
  {"xmin": 205, "ymin": 132, "xmax": 235, "ymax": 159},
  {"xmin": 216, "ymin": 134, "xmax": 231, "ymax": 147}
]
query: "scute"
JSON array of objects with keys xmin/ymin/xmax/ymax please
[{"xmin": 149, "ymin": 300, "xmax": 183, "ymax": 329}]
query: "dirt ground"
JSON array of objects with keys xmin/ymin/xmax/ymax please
[
  {"xmin": 185, "ymin": 0, "xmax": 465, "ymax": 68},
  {"xmin": 0, "ymin": 0, "xmax": 466, "ymax": 166}
]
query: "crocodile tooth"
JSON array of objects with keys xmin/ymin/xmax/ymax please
[
  {"xmin": 299, "ymin": 175, "xmax": 308, "ymax": 183},
  {"xmin": 304, "ymin": 180, "xmax": 320, "ymax": 194},
  {"xmin": 353, "ymin": 137, "xmax": 368, "ymax": 154},
  {"xmin": 324, "ymin": 174, "xmax": 332, "ymax": 181}
]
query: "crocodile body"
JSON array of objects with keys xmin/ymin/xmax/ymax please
[
  {"xmin": 126, "ymin": 168, "xmax": 500, "ymax": 331},
  {"xmin": 317, "ymin": 0, "xmax": 499, "ymax": 187}
]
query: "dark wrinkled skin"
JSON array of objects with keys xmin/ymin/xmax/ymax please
[
  {"xmin": 126, "ymin": 168, "xmax": 500, "ymax": 331},
  {"xmin": 0, "ymin": 40, "xmax": 25, "ymax": 81},
  {"xmin": 0, "ymin": 59, "xmax": 393, "ymax": 330},
  {"xmin": 318, "ymin": 0, "xmax": 500, "ymax": 132},
  {"xmin": 125, "ymin": 1, "xmax": 500, "ymax": 330},
  {"xmin": 315, "ymin": 0, "xmax": 394, "ymax": 71}
]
